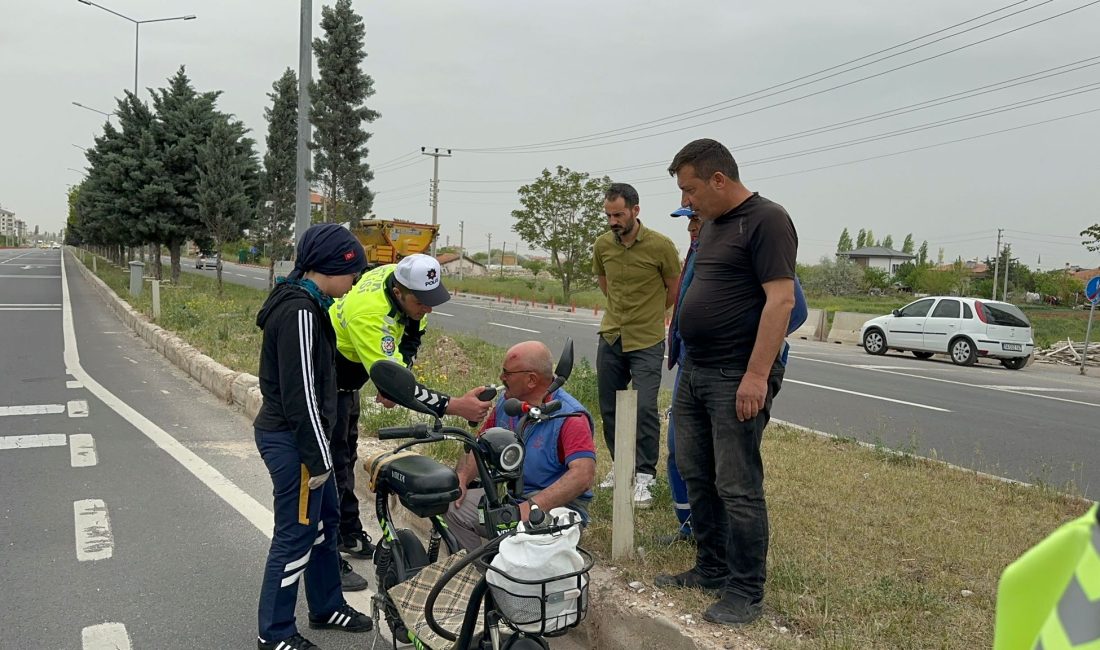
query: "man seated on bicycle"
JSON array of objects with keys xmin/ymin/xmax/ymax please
[{"xmin": 445, "ymin": 341, "xmax": 597, "ymax": 551}]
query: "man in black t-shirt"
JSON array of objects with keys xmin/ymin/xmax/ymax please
[{"xmin": 654, "ymin": 139, "xmax": 797, "ymax": 627}]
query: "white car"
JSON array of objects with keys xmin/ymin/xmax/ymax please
[
  {"xmin": 860, "ymin": 296, "xmax": 1034, "ymax": 370},
  {"xmin": 195, "ymin": 252, "xmax": 221, "ymax": 270}
]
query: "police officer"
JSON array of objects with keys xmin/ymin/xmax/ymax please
[{"xmin": 328, "ymin": 253, "xmax": 492, "ymax": 586}]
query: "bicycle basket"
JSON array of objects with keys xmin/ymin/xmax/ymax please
[{"xmin": 478, "ymin": 547, "xmax": 594, "ymax": 636}]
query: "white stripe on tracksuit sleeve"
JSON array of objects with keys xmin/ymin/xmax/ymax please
[{"xmin": 297, "ymin": 309, "xmax": 332, "ymax": 469}]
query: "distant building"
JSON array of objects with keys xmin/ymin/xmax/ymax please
[
  {"xmin": 437, "ymin": 253, "xmax": 488, "ymax": 277},
  {"xmin": 837, "ymin": 246, "xmax": 915, "ymax": 274}
]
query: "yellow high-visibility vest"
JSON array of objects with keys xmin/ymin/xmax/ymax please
[{"xmin": 994, "ymin": 504, "xmax": 1099, "ymax": 650}]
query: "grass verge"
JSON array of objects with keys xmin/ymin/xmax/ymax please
[{"xmin": 82, "ymin": 250, "xmax": 1090, "ymax": 649}]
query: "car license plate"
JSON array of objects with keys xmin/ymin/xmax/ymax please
[{"xmin": 1002, "ymin": 343, "xmax": 1022, "ymax": 352}]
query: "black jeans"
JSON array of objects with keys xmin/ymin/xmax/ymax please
[
  {"xmin": 673, "ymin": 360, "xmax": 783, "ymax": 602},
  {"xmin": 331, "ymin": 390, "xmax": 363, "ymax": 541},
  {"xmin": 596, "ymin": 337, "xmax": 664, "ymax": 477}
]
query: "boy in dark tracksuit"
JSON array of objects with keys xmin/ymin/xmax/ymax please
[{"xmin": 254, "ymin": 224, "xmax": 373, "ymax": 650}]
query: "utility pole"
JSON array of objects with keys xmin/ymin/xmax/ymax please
[
  {"xmin": 421, "ymin": 147, "xmax": 452, "ymax": 258},
  {"xmin": 991, "ymin": 228, "xmax": 1003, "ymax": 300},
  {"xmin": 487, "ymin": 233, "xmax": 492, "ymax": 272},
  {"xmin": 500, "ymin": 240, "xmax": 506, "ymax": 278},
  {"xmin": 458, "ymin": 220, "xmax": 465, "ymax": 281},
  {"xmin": 293, "ymin": 0, "xmax": 312, "ymax": 252},
  {"xmin": 1003, "ymin": 256, "xmax": 1012, "ymax": 301}
]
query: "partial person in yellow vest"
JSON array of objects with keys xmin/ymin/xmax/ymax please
[
  {"xmin": 327, "ymin": 254, "xmax": 493, "ymax": 591},
  {"xmin": 994, "ymin": 503, "xmax": 1099, "ymax": 649}
]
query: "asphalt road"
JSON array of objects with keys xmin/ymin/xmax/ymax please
[
  {"xmin": 0, "ymin": 249, "xmax": 381, "ymax": 649},
  {"xmin": 171, "ymin": 257, "xmax": 1100, "ymax": 497}
]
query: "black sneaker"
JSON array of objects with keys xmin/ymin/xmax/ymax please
[
  {"xmin": 653, "ymin": 568, "xmax": 727, "ymax": 596},
  {"xmin": 308, "ymin": 603, "xmax": 374, "ymax": 633},
  {"xmin": 703, "ymin": 594, "xmax": 763, "ymax": 626},
  {"xmin": 257, "ymin": 633, "xmax": 318, "ymax": 650},
  {"xmin": 338, "ymin": 530, "xmax": 375, "ymax": 558},
  {"xmin": 340, "ymin": 558, "xmax": 368, "ymax": 592}
]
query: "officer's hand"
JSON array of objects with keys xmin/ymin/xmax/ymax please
[
  {"xmin": 375, "ymin": 394, "xmax": 397, "ymax": 409},
  {"xmin": 446, "ymin": 387, "xmax": 493, "ymax": 423},
  {"xmin": 308, "ymin": 470, "xmax": 331, "ymax": 490}
]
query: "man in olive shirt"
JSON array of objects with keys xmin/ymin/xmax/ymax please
[
  {"xmin": 592, "ymin": 183, "xmax": 681, "ymax": 507},
  {"xmin": 654, "ymin": 139, "xmax": 797, "ymax": 627}
]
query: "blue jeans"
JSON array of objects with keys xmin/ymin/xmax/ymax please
[
  {"xmin": 255, "ymin": 429, "xmax": 344, "ymax": 644},
  {"xmin": 667, "ymin": 364, "xmax": 691, "ymax": 533},
  {"xmin": 673, "ymin": 362, "xmax": 783, "ymax": 602}
]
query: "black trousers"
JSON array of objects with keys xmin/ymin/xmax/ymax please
[{"xmin": 331, "ymin": 390, "xmax": 363, "ymax": 541}]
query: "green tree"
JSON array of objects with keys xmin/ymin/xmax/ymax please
[
  {"xmin": 881, "ymin": 234, "xmax": 894, "ymax": 250},
  {"xmin": 861, "ymin": 266, "xmax": 890, "ymax": 292},
  {"xmin": 803, "ymin": 257, "xmax": 862, "ymax": 296},
  {"xmin": 856, "ymin": 228, "xmax": 867, "ymax": 249},
  {"xmin": 521, "ymin": 258, "xmax": 548, "ymax": 279},
  {"xmin": 262, "ymin": 68, "xmax": 299, "ymax": 287},
  {"xmin": 865, "ymin": 229, "xmax": 876, "ymax": 248},
  {"xmin": 902, "ymin": 233, "xmax": 915, "ymax": 254},
  {"xmin": 311, "ymin": 0, "xmax": 380, "ymax": 225},
  {"xmin": 151, "ymin": 67, "xmax": 223, "ymax": 283},
  {"xmin": 1082, "ymin": 224, "xmax": 1100, "ymax": 252},
  {"xmin": 65, "ymin": 183, "xmax": 83, "ymax": 246},
  {"xmin": 918, "ymin": 240, "xmax": 929, "ymax": 265},
  {"xmin": 837, "ymin": 227, "xmax": 853, "ymax": 253},
  {"xmin": 511, "ymin": 166, "xmax": 610, "ymax": 300},
  {"xmin": 196, "ymin": 116, "xmax": 261, "ymax": 294}
]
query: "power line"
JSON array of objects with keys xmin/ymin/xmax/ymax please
[
  {"xmin": 453, "ymin": 0, "xmax": 1043, "ymax": 152},
  {"xmin": 747, "ymin": 105, "xmax": 1100, "ymax": 182},
  {"xmin": 372, "ymin": 150, "xmax": 421, "ymax": 170},
  {"xmin": 374, "ymin": 156, "xmax": 429, "ymax": 175},
  {"xmin": 455, "ymin": 0, "xmax": 1100, "ymax": 155}
]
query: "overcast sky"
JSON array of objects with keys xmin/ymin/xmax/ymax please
[{"xmin": 3, "ymin": 0, "xmax": 1099, "ymax": 268}]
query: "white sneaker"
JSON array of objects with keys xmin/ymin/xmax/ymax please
[
  {"xmin": 633, "ymin": 473, "xmax": 655, "ymax": 509},
  {"xmin": 598, "ymin": 470, "xmax": 615, "ymax": 489}
]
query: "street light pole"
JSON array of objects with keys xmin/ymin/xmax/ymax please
[
  {"xmin": 72, "ymin": 101, "xmax": 114, "ymax": 121},
  {"xmin": 294, "ymin": 0, "xmax": 313, "ymax": 252},
  {"xmin": 76, "ymin": 1, "xmax": 196, "ymax": 96}
]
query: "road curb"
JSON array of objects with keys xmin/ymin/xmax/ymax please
[{"xmin": 70, "ymin": 251, "xmax": 260, "ymax": 419}]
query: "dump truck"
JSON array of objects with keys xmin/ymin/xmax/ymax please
[{"xmin": 351, "ymin": 219, "xmax": 439, "ymax": 267}]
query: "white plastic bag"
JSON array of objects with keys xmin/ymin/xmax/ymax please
[{"xmin": 487, "ymin": 507, "xmax": 588, "ymax": 633}]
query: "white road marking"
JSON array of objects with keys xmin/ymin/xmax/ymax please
[
  {"xmin": 0, "ymin": 303, "xmax": 62, "ymax": 307},
  {"xmin": 123, "ymin": 356, "xmax": 139, "ymax": 364},
  {"xmin": 785, "ymin": 379, "xmax": 951, "ymax": 412},
  {"xmin": 0, "ymin": 307, "xmax": 61, "ymax": 311},
  {"xmin": 67, "ymin": 400, "xmax": 89, "ymax": 417},
  {"xmin": 62, "ymin": 252, "xmax": 275, "ymax": 537},
  {"xmin": 798, "ymin": 356, "xmax": 1100, "ymax": 409},
  {"xmin": 0, "ymin": 274, "xmax": 61, "ymax": 279},
  {"xmin": 0, "ymin": 434, "xmax": 68, "ymax": 449},
  {"xmin": 70, "ymin": 434, "xmax": 98, "ymax": 467},
  {"xmin": 488, "ymin": 321, "xmax": 540, "ymax": 333},
  {"xmin": 67, "ymin": 380, "xmax": 83, "ymax": 389},
  {"xmin": 980, "ymin": 385, "xmax": 1080, "ymax": 393},
  {"xmin": 0, "ymin": 404, "xmax": 66, "ymax": 417},
  {"xmin": 431, "ymin": 311, "xmax": 454, "ymax": 317},
  {"xmin": 81, "ymin": 623, "xmax": 131, "ymax": 650},
  {"xmin": 0, "ymin": 251, "xmax": 35, "ymax": 264},
  {"xmin": 73, "ymin": 498, "xmax": 113, "ymax": 561}
]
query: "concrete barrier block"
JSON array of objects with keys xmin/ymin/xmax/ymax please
[
  {"xmin": 232, "ymin": 373, "xmax": 259, "ymax": 408},
  {"xmin": 827, "ymin": 311, "xmax": 877, "ymax": 345},
  {"xmin": 792, "ymin": 308, "xmax": 826, "ymax": 341}
]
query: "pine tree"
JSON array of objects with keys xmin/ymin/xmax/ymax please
[
  {"xmin": 837, "ymin": 228, "xmax": 853, "ymax": 253},
  {"xmin": 151, "ymin": 67, "xmax": 223, "ymax": 283},
  {"xmin": 902, "ymin": 233, "xmax": 915, "ymax": 254},
  {"xmin": 881, "ymin": 234, "xmax": 894, "ymax": 250},
  {"xmin": 311, "ymin": 0, "xmax": 380, "ymax": 225},
  {"xmin": 197, "ymin": 115, "xmax": 261, "ymax": 294},
  {"xmin": 262, "ymin": 68, "xmax": 299, "ymax": 287},
  {"xmin": 856, "ymin": 229, "xmax": 867, "ymax": 249}
]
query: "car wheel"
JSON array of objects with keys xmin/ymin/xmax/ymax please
[
  {"xmin": 912, "ymin": 351, "xmax": 934, "ymax": 360},
  {"xmin": 1001, "ymin": 356, "xmax": 1028, "ymax": 370},
  {"xmin": 949, "ymin": 337, "xmax": 977, "ymax": 366},
  {"xmin": 863, "ymin": 328, "xmax": 887, "ymax": 355}
]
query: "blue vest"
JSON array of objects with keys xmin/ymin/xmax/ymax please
[{"xmin": 491, "ymin": 389, "xmax": 595, "ymax": 501}]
